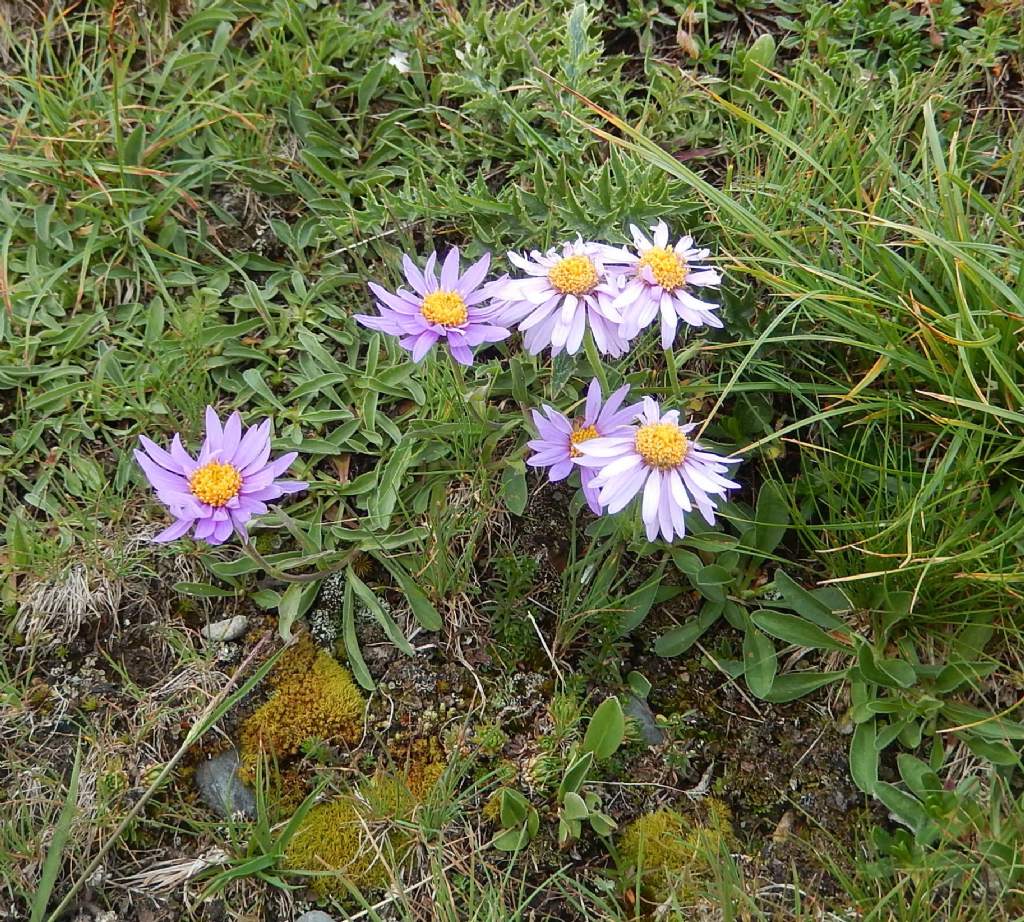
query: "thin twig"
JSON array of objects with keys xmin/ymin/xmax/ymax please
[{"xmin": 527, "ymin": 612, "xmax": 565, "ymax": 686}]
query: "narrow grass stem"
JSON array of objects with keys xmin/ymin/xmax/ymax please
[
  {"xmin": 447, "ymin": 351, "xmax": 495, "ymax": 429},
  {"xmin": 583, "ymin": 332, "xmax": 609, "ymax": 394},
  {"xmin": 240, "ymin": 541, "xmax": 360, "ymax": 584},
  {"xmin": 665, "ymin": 344, "xmax": 681, "ymax": 399}
]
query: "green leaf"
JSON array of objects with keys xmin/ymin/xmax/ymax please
[
  {"xmin": 500, "ymin": 460, "xmax": 528, "ymax": 516},
  {"xmin": 366, "ymin": 440, "xmax": 413, "ymax": 527},
  {"xmin": 357, "ymin": 59, "xmax": 388, "ymax": 111},
  {"xmin": 342, "ymin": 579, "xmax": 374, "ymax": 691},
  {"xmin": 174, "ymin": 581, "xmax": 237, "ymax": 599},
  {"xmin": 941, "ymin": 702, "xmax": 1024, "ymax": 740},
  {"xmin": 583, "ymin": 697, "xmax": 625, "ymax": 760},
  {"xmin": 616, "ymin": 568, "xmax": 666, "ymax": 634},
  {"xmin": 965, "ymin": 738, "xmax": 1020, "ymax": 766},
  {"xmin": 627, "ymin": 671, "xmax": 651, "ymax": 700},
  {"xmin": 34, "ymin": 202, "xmax": 54, "ymax": 245},
  {"xmin": 857, "ymin": 645, "xmax": 916, "ymax": 689},
  {"xmin": 751, "ymin": 610, "xmax": 851, "ymax": 652},
  {"xmin": 897, "ymin": 754, "xmax": 940, "ymax": 800},
  {"xmin": 763, "ymin": 670, "xmax": 844, "ymax": 703},
  {"xmin": 877, "ymin": 657, "xmax": 917, "ymax": 689},
  {"xmin": 374, "ymin": 555, "xmax": 442, "ymax": 631},
  {"xmin": 5, "ymin": 506, "xmax": 32, "ymax": 568},
  {"xmin": 772, "ymin": 569, "xmax": 848, "ymax": 630},
  {"xmin": 499, "ymin": 788, "xmax": 529, "ymax": 827},
  {"xmin": 561, "ymin": 792, "xmax": 589, "ymax": 820},
  {"xmin": 557, "ymin": 752, "xmax": 594, "ymax": 800},
  {"xmin": 277, "ymin": 583, "xmax": 302, "ymax": 642},
  {"xmin": 741, "ymin": 33, "xmax": 777, "ymax": 88},
  {"xmin": 850, "ymin": 720, "xmax": 878, "ymax": 794},
  {"xmin": 696, "ymin": 564, "xmax": 731, "ymax": 586},
  {"xmin": 348, "ymin": 568, "xmax": 414, "ymax": 656},
  {"xmin": 31, "ymin": 741, "xmax": 81, "ymax": 922},
  {"xmin": 589, "ymin": 812, "xmax": 617, "ymax": 836},
  {"xmin": 742, "ymin": 628, "xmax": 777, "ymax": 699},
  {"xmin": 655, "ymin": 602, "xmax": 720, "ymax": 659},
  {"xmin": 683, "ymin": 532, "xmax": 740, "ymax": 553},
  {"xmin": 874, "ymin": 782, "xmax": 929, "ymax": 834},
  {"xmin": 492, "ymin": 826, "xmax": 531, "ymax": 851},
  {"xmin": 670, "ymin": 548, "xmax": 702, "ymax": 578},
  {"xmin": 242, "ymin": 368, "xmax": 285, "ymax": 411},
  {"xmin": 753, "ymin": 481, "xmax": 788, "ymax": 554}
]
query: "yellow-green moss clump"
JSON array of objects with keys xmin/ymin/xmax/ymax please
[
  {"xmin": 240, "ymin": 636, "xmax": 364, "ymax": 779},
  {"xmin": 618, "ymin": 800, "xmax": 735, "ymax": 903},
  {"xmin": 284, "ymin": 764, "xmax": 444, "ymax": 902},
  {"xmin": 284, "ymin": 798, "xmax": 390, "ymax": 899}
]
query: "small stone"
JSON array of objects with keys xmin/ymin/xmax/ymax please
[
  {"xmin": 295, "ymin": 913, "xmax": 335, "ymax": 922},
  {"xmin": 201, "ymin": 615, "xmax": 248, "ymax": 643},
  {"xmin": 623, "ymin": 694, "xmax": 666, "ymax": 747},
  {"xmin": 195, "ymin": 748, "xmax": 256, "ymax": 818}
]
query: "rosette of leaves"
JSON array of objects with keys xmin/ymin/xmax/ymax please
[{"xmin": 491, "ymin": 696, "xmax": 625, "ymax": 851}]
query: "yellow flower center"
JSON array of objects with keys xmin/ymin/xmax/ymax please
[
  {"xmin": 569, "ymin": 424, "xmax": 599, "ymax": 458},
  {"xmin": 420, "ymin": 290, "xmax": 468, "ymax": 326},
  {"xmin": 635, "ymin": 422, "xmax": 688, "ymax": 469},
  {"xmin": 638, "ymin": 246, "xmax": 687, "ymax": 291},
  {"xmin": 548, "ymin": 254, "xmax": 599, "ymax": 295},
  {"xmin": 189, "ymin": 461, "xmax": 243, "ymax": 507}
]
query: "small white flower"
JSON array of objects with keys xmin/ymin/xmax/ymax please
[{"xmin": 387, "ymin": 49, "xmax": 410, "ymax": 74}]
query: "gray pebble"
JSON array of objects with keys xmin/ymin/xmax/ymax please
[
  {"xmin": 295, "ymin": 913, "xmax": 335, "ymax": 922},
  {"xmin": 624, "ymin": 694, "xmax": 666, "ymax": 747},
  {"xmin": 195, "ymin": 748, "xmax": 256, "ymax": 818},
  {"xmin": 201, "ymin": 615, "xmax": 248, "ymax": 643}
]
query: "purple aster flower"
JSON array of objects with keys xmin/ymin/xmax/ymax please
[
  {"xmin": 613, "ymin": 221, "xmax": 723, "ymax": 348},
  {"xmin": 490, "ymin": 238, "xmax": 632, "ymax": 357},
  {"xmin": 526, "ymin": 378, "xmax": 640, "ymax": 514},
  {"xmin": 135, "ymin": 407, "xmax": 308, "ymax": 546},
  {"xmin": 354, "ymin": 248, "xmax": 510, "ymax": 367},
  {"xmin": 576, "ymin": 398, "xmax": 740, "ymax": 543}
]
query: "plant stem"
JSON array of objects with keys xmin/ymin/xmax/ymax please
[
  {"xmin": 447, "ymin": 351, "xmax": 494, "ymax": 428},
  {"xmin": 665, "ymin": 343, "xmax": 681, "ymax": 398},
  {"xmin": 582, "ymin": 332, "xmax": 609, "ymax": 394},
  {"xmin": 241, "ymin": 540, "xmax": 360, "ymax": 583}
]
